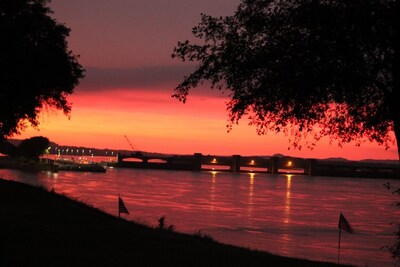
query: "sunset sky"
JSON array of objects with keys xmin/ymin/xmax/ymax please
[{"xmin": 18, "ymin": 0, "xmax": 398, "ymax": 160}]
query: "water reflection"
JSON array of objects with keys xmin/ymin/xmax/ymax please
[
  {"xmin": 209, "ymin": 171, "xmax": 217, "ymax": 212},
  {"xmin": 281, "ymin": 233, "xmax": 292, "ymax": 256},
  {"xmin": 284, "ymin": 175, "xmax": 292, "ymax": 224},
  {"xmin": 247, "ymin": 173, "xmax": 255, "ymax": 219},
  {"xmin": 1, "ymin": 168, "xmax": 399, "ymax": 267},
  {"xmin": 280, "ymin": 175, "xmax": 293, "ymax": 256}
]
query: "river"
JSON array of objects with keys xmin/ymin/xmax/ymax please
[{"xmin": 0, "ymin": 167, "xmax": 399, "ymax": 267}]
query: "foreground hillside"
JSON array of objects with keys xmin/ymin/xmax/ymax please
[{"xmin": 0, "ymin": 178, "xmax": 353, "ymax": 267}]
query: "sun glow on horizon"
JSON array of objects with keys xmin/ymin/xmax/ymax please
[{"xmin": 15, "ymin": 87, "xmax": 399, "ymax": 161}]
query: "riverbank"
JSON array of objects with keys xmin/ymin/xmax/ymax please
[{"xmin": 0, "ymin": 178, "xmax": 353, "ymax": 267}]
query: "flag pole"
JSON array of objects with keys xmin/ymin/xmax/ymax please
[
  {"xmin": 338, "ymin": 226, "xmax": 342, "ymax": 264},
  {"xmin": 337, "ymin": 211, "xmax": 353, "ymax": 264},
  {"xmin": 118, "ymin": 194, "xmax": 121, "ymax": 219}
]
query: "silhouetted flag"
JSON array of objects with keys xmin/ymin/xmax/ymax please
[
  {"xmin": 338, "ymin": 212, "xmax": 353, "ymax": 233},
  {"xmin": 118, "ymin": 195, "xmax": 129, "ymax": 215}
]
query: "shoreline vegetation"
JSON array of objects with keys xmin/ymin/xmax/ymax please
[{"xmin": 0, "ymin": 178, "xmax": 354, "ymax": 267}]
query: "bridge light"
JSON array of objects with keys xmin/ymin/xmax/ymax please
[
  {"xmin": 211, "ymin": 158, "xmax": 217, "ymax": 163},
  {"xmin": 287, "ymin": 161, "xmax": 293, "ymax": 167},
  {"xmin": 250, "ymin": 160, "xmax": 255, "ymax": 165}
]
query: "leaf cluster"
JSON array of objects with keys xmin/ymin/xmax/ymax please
[{"xmin": 172, "ymin": 0, "xmax": 398, "ymax": 150}]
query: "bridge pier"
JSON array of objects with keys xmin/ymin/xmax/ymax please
[
  {"xmin": 117, "ymin": 154, "xmax": 123, "ymax": 163},
  {"xmin": 230, "ymin": 155, "xmax": 241, "ymax": 172},
  {"xmin": 194, "ymin": 153, "xmax": 202, "ymax": 171},
  {"xmin": 305, "ymin": 159, "xmax": 316, "ymax": 175},
  {"xmin": 269, "ymin": 157, "xmax": 279, "ymax": 174}
]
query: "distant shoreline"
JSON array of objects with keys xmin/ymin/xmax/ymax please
[{"xmin": 4, "ymin": 138, "xmax": 399, "ymax": 162}]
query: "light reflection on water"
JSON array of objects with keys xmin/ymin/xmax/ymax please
[{"xmin": 1, "ymin": 167, "xmax": 399, "ymax": 267}]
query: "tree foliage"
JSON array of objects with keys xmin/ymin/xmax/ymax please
[
  {"xmin": 0, "ymin": 0, "xmax": 84, "ymax": 140},
  {"xmin": 0, "ymin": 141, "xmax": 18, "ymax": 157},
  {"xmin": 172, "ymin": 0, "xmax": 399, "ymax": 156},
  {"xmin": 18, "ymin": 136, "xmax": 49, "ymax": 160}
]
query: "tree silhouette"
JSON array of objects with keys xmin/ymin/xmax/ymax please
[
  {"xmin": 0, "ymin": 0, "xmax": 84, "ymax": 140},
  {"xmin": 0, "ymin": 141, "xmax": 18, "ymax": 157},
  {"xmin": 18, "ymin": 136, "xmax": 49, "ymax": 161},
  {"xmin": 172, "ymin": 0, "xmax": 399, "ymax": 158}
]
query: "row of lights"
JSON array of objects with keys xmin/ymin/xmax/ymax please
[
  {"xmin": 210, "ymin": 157, "xmax": 294, "ymax": 169},
  {"xmin": 48, "ymin": 147, "xmax": 115, "ymax": 156},
  {"xmin": 210, "ymin": 158, "xmax": 257, "ymax": 165}
]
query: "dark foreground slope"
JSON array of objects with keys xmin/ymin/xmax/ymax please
[{"xmin": 0, "ymin": 179, "xmax": 353, "ymax": 267}]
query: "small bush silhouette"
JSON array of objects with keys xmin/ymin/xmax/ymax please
[
  {"xmin": 158, "ymin": 216, "xmax": 165, "ymax": 229},
  {"xmin": 157, "ymin": 216, "xmax": 174, "ymax": 231},
  {"xmin": 194, "ymin": 230, "xmax": 213, "ymax": 241}
]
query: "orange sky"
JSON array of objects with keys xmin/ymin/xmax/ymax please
[
  {"xmin": 19, "ymin": 86, "xmax": 398, "ymax": 160},
  {"xmin": 16, "ymin": 0, "xmax": 399, "ymax": 160}
]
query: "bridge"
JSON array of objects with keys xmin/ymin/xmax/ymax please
[
  {"xmin": 116, "ymin": 153, "xmax": 399, "ymax": 179},
  {"xmin": 116, "ymin": 153, "xmax": 195, "ymax": 171}
]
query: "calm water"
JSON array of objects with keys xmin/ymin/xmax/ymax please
[{"xmin": 1, "ymin": 167, "xmax": 399, "ymax": 267}]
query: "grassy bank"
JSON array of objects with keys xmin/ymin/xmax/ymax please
[{"xmin": 0, "ymin": 178, "xmax": 353, "ymax": 266}]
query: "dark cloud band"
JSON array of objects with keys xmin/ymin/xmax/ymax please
[
  {"xmin": 76, "ymin": 65, "xmax": 227, "ymax": 99},
  {"xmin": 78, "ymin": 65, "xmax": 195, "ymax": 90}
]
